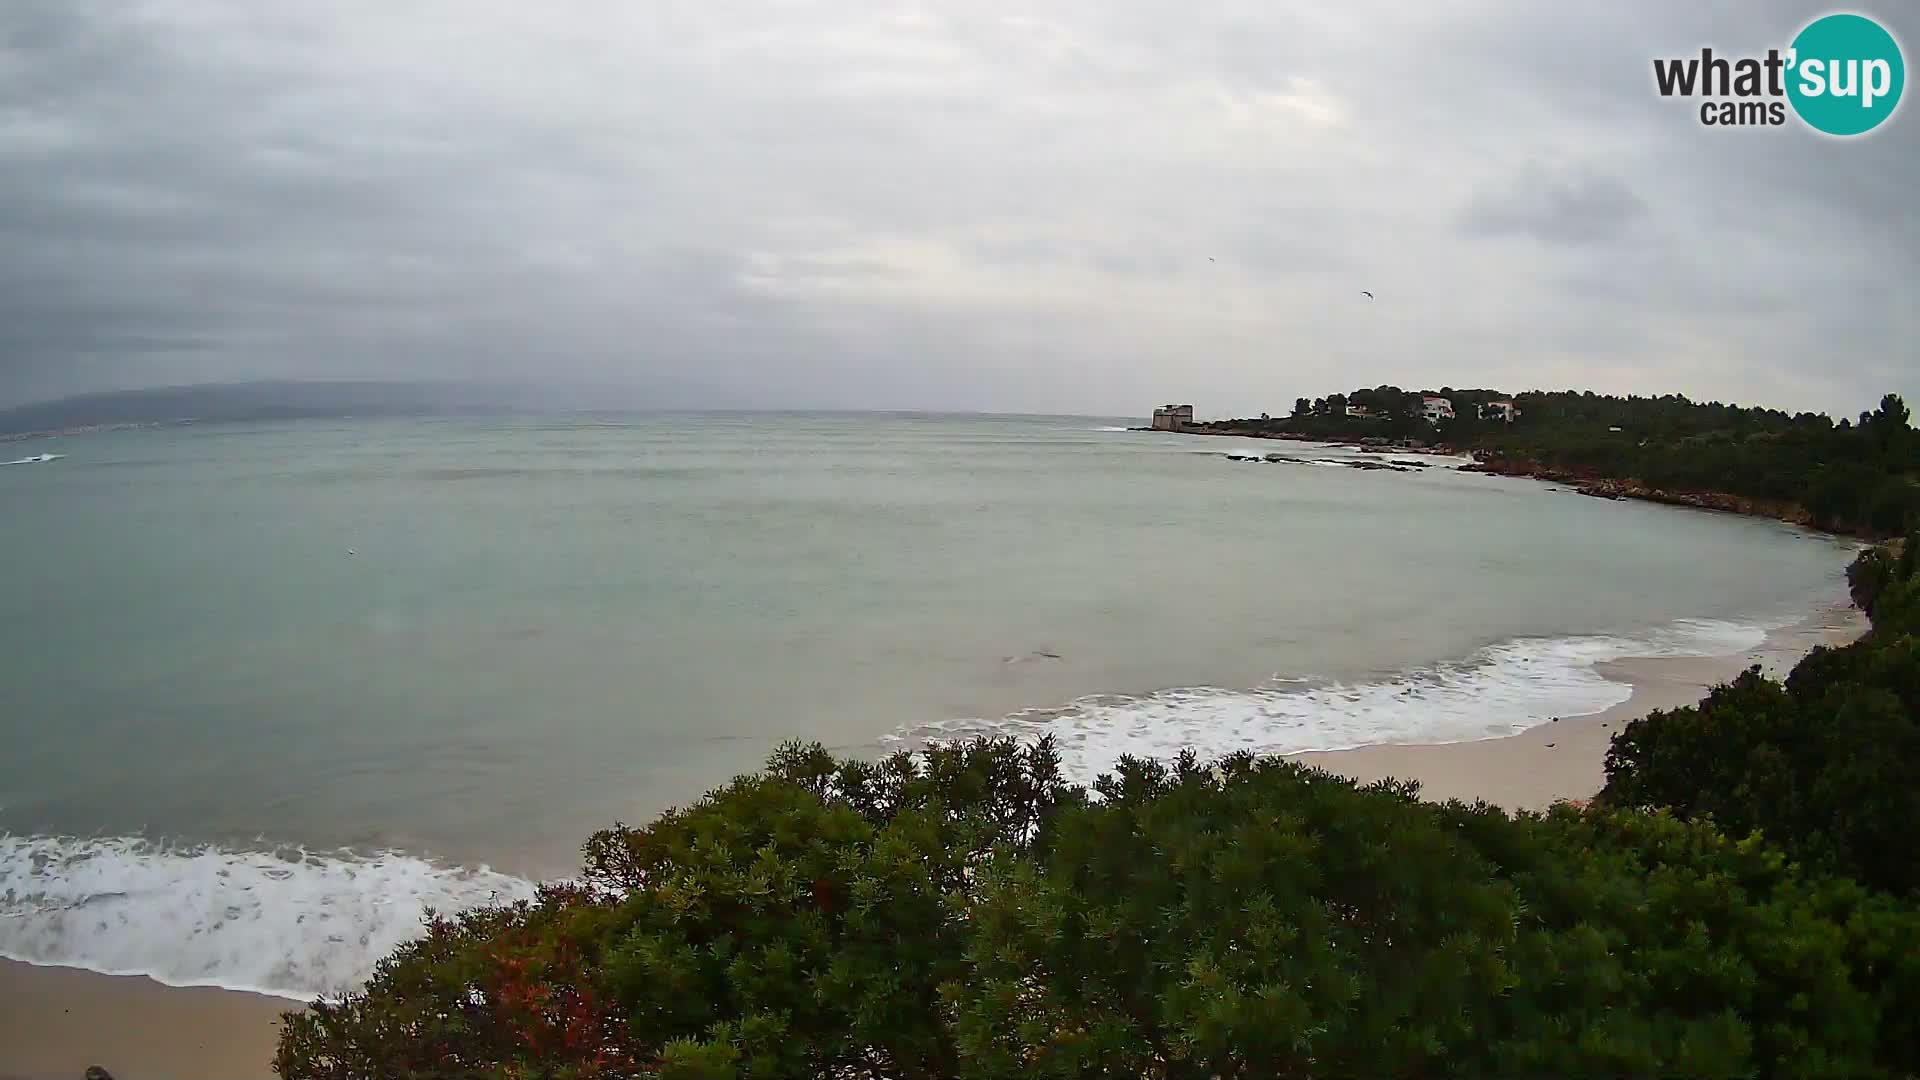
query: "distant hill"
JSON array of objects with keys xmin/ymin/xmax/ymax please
[{"xmin": 0, "ymin": 379, "xmax": 736, "ymax": 437}]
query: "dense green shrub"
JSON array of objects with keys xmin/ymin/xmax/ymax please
[
  {"xmin": 1601, "ymin": 537, "xmax": 1920, "ymax": 897},
  {"xmin": 1848, "ymin": 536, "xmax": 1920, "ymax": 633},
  {"xmin": 1848, "ymin": 544, "xmax": 1899, "ymax": 614},
  {"xmin": 278, "ymin": 741, "xmax": 1920, "ymax": 1078},
  {"xmin": 278, "ymin": 740, "xmax": 1080, "ymax": 1079},
  {"xmin": 957, "ymin": 753, "xmax": 1920, "ymax": 1078}
]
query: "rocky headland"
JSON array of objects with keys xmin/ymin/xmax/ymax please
[{"xmin": 1461, "ymin": 454, "xmax": 1818, "ymax": 528}]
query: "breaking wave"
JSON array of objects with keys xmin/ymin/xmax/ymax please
[
  {"xmin": 884, "ymin": 617, "xmax": 1772, "ymax": 786},
  {"xmin": 0, "ymin": 835, "xmax": 537, "ymax": 1000}
]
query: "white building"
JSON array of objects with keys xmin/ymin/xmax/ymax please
[
  {"xmin": 1479, "ymin": 399, "xmax": 1519, "ymax": 423},
  {"xmin": 1420, "ymin": 395, "xmax": 1455, "ymax": 423}
]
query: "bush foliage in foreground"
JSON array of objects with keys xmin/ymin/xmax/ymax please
[
  {"xmin": 277, "ymin": 740, "xmax": 1920, "ymax": 1079},
  {"xmin": 1600, "ymin": 535, "xmax": 1920, "ymax": 897}
]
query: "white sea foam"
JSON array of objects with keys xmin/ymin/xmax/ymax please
[
  {"xmin": 1, "ymin": 453, "xmax": 64, "ymax": 465},
  {"xmin": 885, "ymin": 618, "xmax": 1770, "ymax": 786},
  {"xmin": 0, "ymin": 836, "xmax": 537, "ymax": 1000},
  {"xmin": 1089, "ymin": 425, "xmax": 1132, "ymax": 432}
]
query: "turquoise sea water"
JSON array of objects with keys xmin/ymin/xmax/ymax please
[{"xmin": 0, "ymin": 413, "xmax": 1857, "ymax": 997}]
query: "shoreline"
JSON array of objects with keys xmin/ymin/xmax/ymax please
[
  {"xmin": 1291, "ymin": 600, "xmax": 1867, "ymax": 810},
  {"xmin": 0, "ymin": 600, "xmax": 1868, "ymax": 1078}
]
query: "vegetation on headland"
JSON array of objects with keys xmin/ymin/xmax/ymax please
[
  {"xmin": 1194, "ymin": 388, "xmax": 1920, "ymax": 537},
  {"xmin": 277, "ymin": 543, "xmax": 1920, "ymax": 1079}
]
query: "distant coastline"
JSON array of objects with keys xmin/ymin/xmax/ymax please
[
  {"xmin": 0, "ymin": 379, "xmax": 725, "ymax": 440},
  {"xmin": 0, "ymin": 420, "xmax": 162, "ymax": 444},
  {"xmin": 1140, "ymin": 389, "xmax": 1915, "ymax": 541},
  {"xmin": 1147, "ymin": 419, "xmax": 1830, "ymax": 534},
  {"xmin": 1152, "ymin": 424, "xmax": 1812, "ymax": 534}
]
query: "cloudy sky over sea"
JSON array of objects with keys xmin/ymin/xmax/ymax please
[{"xmin": 1, "ymin": 1, "xmax": 1913, "ymax": 414}]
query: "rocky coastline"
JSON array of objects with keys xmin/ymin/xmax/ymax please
[
  {"xmin": 1139, "ymin": 422, "xmax": 1841, "ymax": 536},
  {"xmin": 1134, "ymin": 422, "xmax": 1460, "ymax": 456},
  {"xmin": 1459, "ymin": 453, "xmax": 1820, "ymax": 530}
]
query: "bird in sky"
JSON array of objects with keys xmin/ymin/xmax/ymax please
[{"xmin": 1361, "ymin": 290, "xmax": 1374, "ymax": 299}]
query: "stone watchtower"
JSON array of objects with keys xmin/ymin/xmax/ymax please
[{"xmin": 1151, "ymin": 404, "xmax": 1194, "ymax": 431}]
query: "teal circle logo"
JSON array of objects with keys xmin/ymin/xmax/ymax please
[{"xmin": 1787, "ymin": 13, "xmax": 1905, "ymax": 135}]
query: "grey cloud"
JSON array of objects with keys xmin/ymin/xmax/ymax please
[
  {"xmin": 0, "ymin": 0, "xmax": 1914, "ymax": 418},
  {"xmin": 1459, "ymin": 164, "xmax": 1648, "ymax": 246}
]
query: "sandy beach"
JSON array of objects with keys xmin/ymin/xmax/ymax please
[
  {"xmin": 0, "ymin": 960, "xmax": 291, "ymax": 1080},
  {"xmin": 0, "ymin": 603, "xmax": 1868, "ymax": 1079},
  {"xmin": 1294, "ymin": 602, "xmax": 1869, "ymax": 810}
]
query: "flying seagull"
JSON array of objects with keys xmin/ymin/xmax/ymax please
[{"xmin": 1361, "ymin": 290, "xmax": 1374, "ymax": 299}]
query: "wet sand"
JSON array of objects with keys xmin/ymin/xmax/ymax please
[
  {"xmin": 0, "ymin": 960, "xmax": 291, "ymax": 1080},
  {"xmin": 0, "ymin": 604, "xmax": 1867, "ymax": 1079}
]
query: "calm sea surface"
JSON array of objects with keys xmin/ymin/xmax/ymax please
[{"xmin": 0, "ymin": 413, "xmax": 1857, "ymax": 996}]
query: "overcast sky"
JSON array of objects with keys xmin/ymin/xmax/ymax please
[{"xmin": 1, "ymin": 1, "xmax": 1914, "ymax": 417}]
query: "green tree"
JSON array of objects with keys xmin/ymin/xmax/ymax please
[
  {"xmin": 1868, "ymin": 478, "xmax": 1919, "ymax": 536},
  {"xmin": 279, "ymin": 741, "xmax": 1920, "ymax": 1078},
  {"xmin": 278, "ymin": 739, "xmax": 1079, "ymax": 1079}
]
